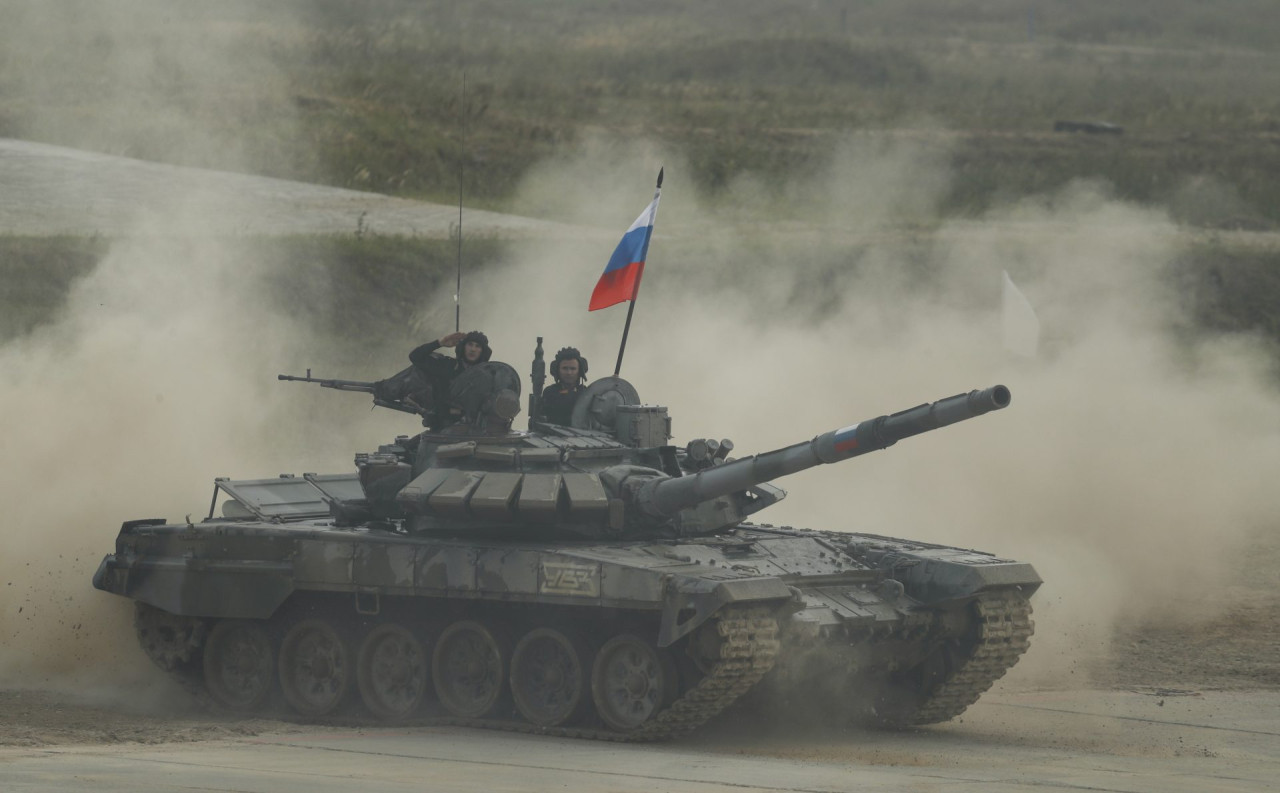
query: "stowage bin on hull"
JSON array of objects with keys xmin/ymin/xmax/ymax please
[{"xmin": 92, "ymin": 346, "xmax": 1037, "ymax": 739}]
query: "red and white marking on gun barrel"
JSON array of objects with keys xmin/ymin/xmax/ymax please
[{"xmin": 833, "ymin": 423, "xmax": 860, "ymax": 453}]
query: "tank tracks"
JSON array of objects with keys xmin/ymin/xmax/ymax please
[
  {"xmin": 134, "ymin": 603, "xmax": 210, "ymax": 705},
  {"xmin": 908, "ymin": 589, "xmax": 1034, "ymax": 725},
  {"xmin": 431, "ymin": 604, "xmax": 780, "ymax": 742},
  {"xmin": 137, "ymin": 594, "xmax": 1027, "ymax": 738},
  {"xmin": 137, "ymin": 602, "xmax": 780, "ymax": 743}
]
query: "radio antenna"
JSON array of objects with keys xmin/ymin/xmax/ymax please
[{"xmin": 454, "ymin": 71, "xmax": 466, "ymax": 332}]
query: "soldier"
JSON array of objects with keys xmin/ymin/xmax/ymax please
[
  {"xmin": 410, "ymin": 330, "xmax": 492, "ymax": 371},
  {"xmin": 376, "ymin": 330, "xmax": 492, "ymax": 428},
  {"xmin": 541, "ymin": 346, "xmax": 587, "ymax": 426}
]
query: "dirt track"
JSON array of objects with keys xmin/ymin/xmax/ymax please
[
  {"xmin": 1, "ymin": 688, "xmax": 1277, "ymax": 792},
  {"xmin": 0, "ymin": 138, "xmax": 586, "ymax": 239},
  {"xmin": 9, "ymin": 532, "xmax": 1275, "ymax": 750},
  {"xmin": 3, "ymin": 536, "xmax": 1275, "ymax": 791},
  {"xmin": 2, "ymin": 565, "xmax": 1276, "ymax": 790},
  {"xmin": 3, "ymin": 607, "xmax": 1276, "ymax": 752},
  {"xmin": 5, "ymin": 136, "xmax": 1280, "ymax": 250}
]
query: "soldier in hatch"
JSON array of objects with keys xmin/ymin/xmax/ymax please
[
  {"xmin": 375, "ymin": 330, "xmax": 492, "ymax": 429},
  {"xmin": 541, "ymin": 346, "xmax": 588, "ymax": 426},
  {"xmin": 410, "ymin": 330, "xmax": 492, "ymax": 371}
]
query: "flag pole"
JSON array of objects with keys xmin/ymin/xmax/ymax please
[
  {"xmin": 612, "ymin": 297, "xmax": 638, "ymax": 377},
  {"xmin": 613, "ymin": 168, "xmax": 663, "ymax": 377}
]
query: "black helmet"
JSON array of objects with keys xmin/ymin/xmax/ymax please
[
  {"xmin": 456, "ymin": 330, "xmax": 492, "ymax": 363},
  {"xmin": 550, "ymin": 346, "xmax": 587, "ymax": 383}
]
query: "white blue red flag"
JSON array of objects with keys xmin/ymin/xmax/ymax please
[{"xmin": 589, "ymin": 175, "xmax": 662, "ymax": 311}]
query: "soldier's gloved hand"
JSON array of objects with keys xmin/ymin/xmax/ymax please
[{"xmin": 438, "ymin": 331, "xmax": 466, "ymax": 347}]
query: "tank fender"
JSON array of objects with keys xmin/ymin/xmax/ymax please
[
  {"xmin": 873, "ymin": 551, "xmax": 1042, "ymax": 604},
  {"xmin": 91, "ymin": 556, "xmax": 114, "ymax": 592},
  {"xmin": 657, "ymin": 575, "xmax": 792, "ymax": 647},
  {"xmin": 91, "ymin": 554, "xmax": 294, "ymax": 619}
]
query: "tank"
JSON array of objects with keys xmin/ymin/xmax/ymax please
[{"xmin": 92, "ymin": 339, "xmax": 1038, "ymax": 740}]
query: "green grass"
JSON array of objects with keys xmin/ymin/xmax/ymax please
[
  {"xmin": 0, "ymin": 236, "xmax": 106, "ymax": 339},
  {"xmin": 4, "ymin": 3, "xmax": 1280, "ymax": 352},
  {"xmin": 5, "ymin": 1, "xmax": 1280, "ymax": 222},
  {"xmin": 0, "ymin": 235, "xmax": 508, "ymax": 348},
  {"xmin": 277, "ymin": 1, "xmax": 1280, "ymax": 220},
  {"xmin": 1174, "ymin": 242, "xmax": 1280, "ymax": 345},
  {"xmin": 253, "ymin": 235, "xmax": 508, "ymax": 349},
  {"xmin": 5, "ymin": 233, "xmax": 1278, "ymax": 363}
]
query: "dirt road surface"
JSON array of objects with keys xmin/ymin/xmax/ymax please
[
  {"xmin": 1, "ymin": 689, "xmax": 1276, "ymax": 792},
  {"xmin": 6, "ymin": 136, "xmax": 1280, "ymax": 250},
  {"xmin": 0, "ymin": 138, "xmax": 582, "ymax": 238}
]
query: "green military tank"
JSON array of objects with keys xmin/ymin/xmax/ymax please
[{"xmin": 92, "ymin": 339, "xmax": 1037, "ymax": 739}]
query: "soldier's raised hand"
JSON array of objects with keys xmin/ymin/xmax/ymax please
[{"xmin": 438, "ymin": 331, "xmax": 467, "ymax": 347}]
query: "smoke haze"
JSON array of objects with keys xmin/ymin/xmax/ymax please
[
  {"xmin": 433, "ymin": 136, "xmax": 1280, "ymax": 685},
  {"xmin": 0, "ymin": 1, "xmax": 402, "ymax": 689},
  {"xmin": 0, "ymin": 0, "xmax": 298, "ymax": 170},
  {"xmin": 2, "ymin": 6, "xmax": 1278, "ymax": 699}
]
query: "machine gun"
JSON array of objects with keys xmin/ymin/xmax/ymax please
[{"xmin": 278, "ymin": 369, "xmax": 427, "ymax": 417}]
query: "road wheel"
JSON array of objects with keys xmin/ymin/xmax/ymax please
[
  {"xmin": 591, "ymin": 634, "xmax": 677, "ymax": 732},
  {"xmin": 432, "ymin": 620, "xmax": 507, "ymax": 718},
  {"xmin": 202, "ymin": 620, "xmax": 274, "ymax": 712},
  {"xmin": 356, "ymin": 623, "xmax": 428, "ymax": 721},
  {"xmin": 509, "ymin": 627, "xmax": 591, "ymax": 727},
  {"xmin": 278, "ymin": 619, "xmax": 351, "ymax": 717},
  {"xmin": 135, "ymin": 603, "xmax": 205, "ymax": 669}
]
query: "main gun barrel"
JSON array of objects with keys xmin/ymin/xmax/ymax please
[{"xmin": 639, "ymin": 385, "xmax": 1011, "ymax": 518}]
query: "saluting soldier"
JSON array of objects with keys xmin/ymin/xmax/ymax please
[{"xmin": 375, "ymin": 330, "xmax": 493, "ymax": 429}]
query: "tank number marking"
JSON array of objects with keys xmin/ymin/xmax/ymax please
[{"xmin": 540, "ymin": 562, "xmax": 600, "ymax": 597}]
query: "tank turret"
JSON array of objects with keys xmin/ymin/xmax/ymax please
[{"xmin": 337, "ymin": 369, "xmax": 1009, "ymax": 539}]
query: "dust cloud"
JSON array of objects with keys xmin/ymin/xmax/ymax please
[
  {"xmin": 434, "ymin": 134, "xmax": 1280, "ymax": 687},
  {"xmin": 3, "ymin": 6, "xmax": 1278, "ymax": 701},
  {"xmin": 0, "ymin": 0, "xmax": 298, "ymax": 170},
  {"xmin": 0, "ymin": 214, "xmax": 412, "ymax": 690},
  {"xmin": 0, "ymin": 2, "xmax": 400, "ymax": 692}
]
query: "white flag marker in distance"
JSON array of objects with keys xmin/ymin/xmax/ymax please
[{"xmin": 1002, "ymin": 270, "xmax": 1039, "ymax": 359}]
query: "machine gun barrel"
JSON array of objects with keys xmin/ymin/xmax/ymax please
[
  {"xmin": 639, "ymin": 385, "xmax": 1011, "ymax": 518},
  {"xmin": 278, "ymin": 372, "xmax": 378, "ymax": 393},
  {"xmin": 277, "ymin": 371, "xmax": 424, "ymax": 416}
]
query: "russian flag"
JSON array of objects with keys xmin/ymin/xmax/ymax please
[{"xmin": 589, "ymin": 181, "xmax": 662, "ymax": 311}]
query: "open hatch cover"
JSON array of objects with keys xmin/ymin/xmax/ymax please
[{"xmin": 214, "ymin": 473, "xmax": 362, "ymax": 521}]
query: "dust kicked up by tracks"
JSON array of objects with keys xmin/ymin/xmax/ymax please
[{"xmin": 0, "ymin": 688, "xmax": 312, "ymax": 748}]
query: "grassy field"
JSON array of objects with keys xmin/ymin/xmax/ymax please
[
  {"xmin": 0, "ymin": 235, "xmax": 505, "ymax": 349},
  {"xmin": 3, "ymin": 1, "xmax": 1280, "ymax": 223},
  {"xmin": 2, "ymin": 1, "xmax": 1280, "ymax": 349}
]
